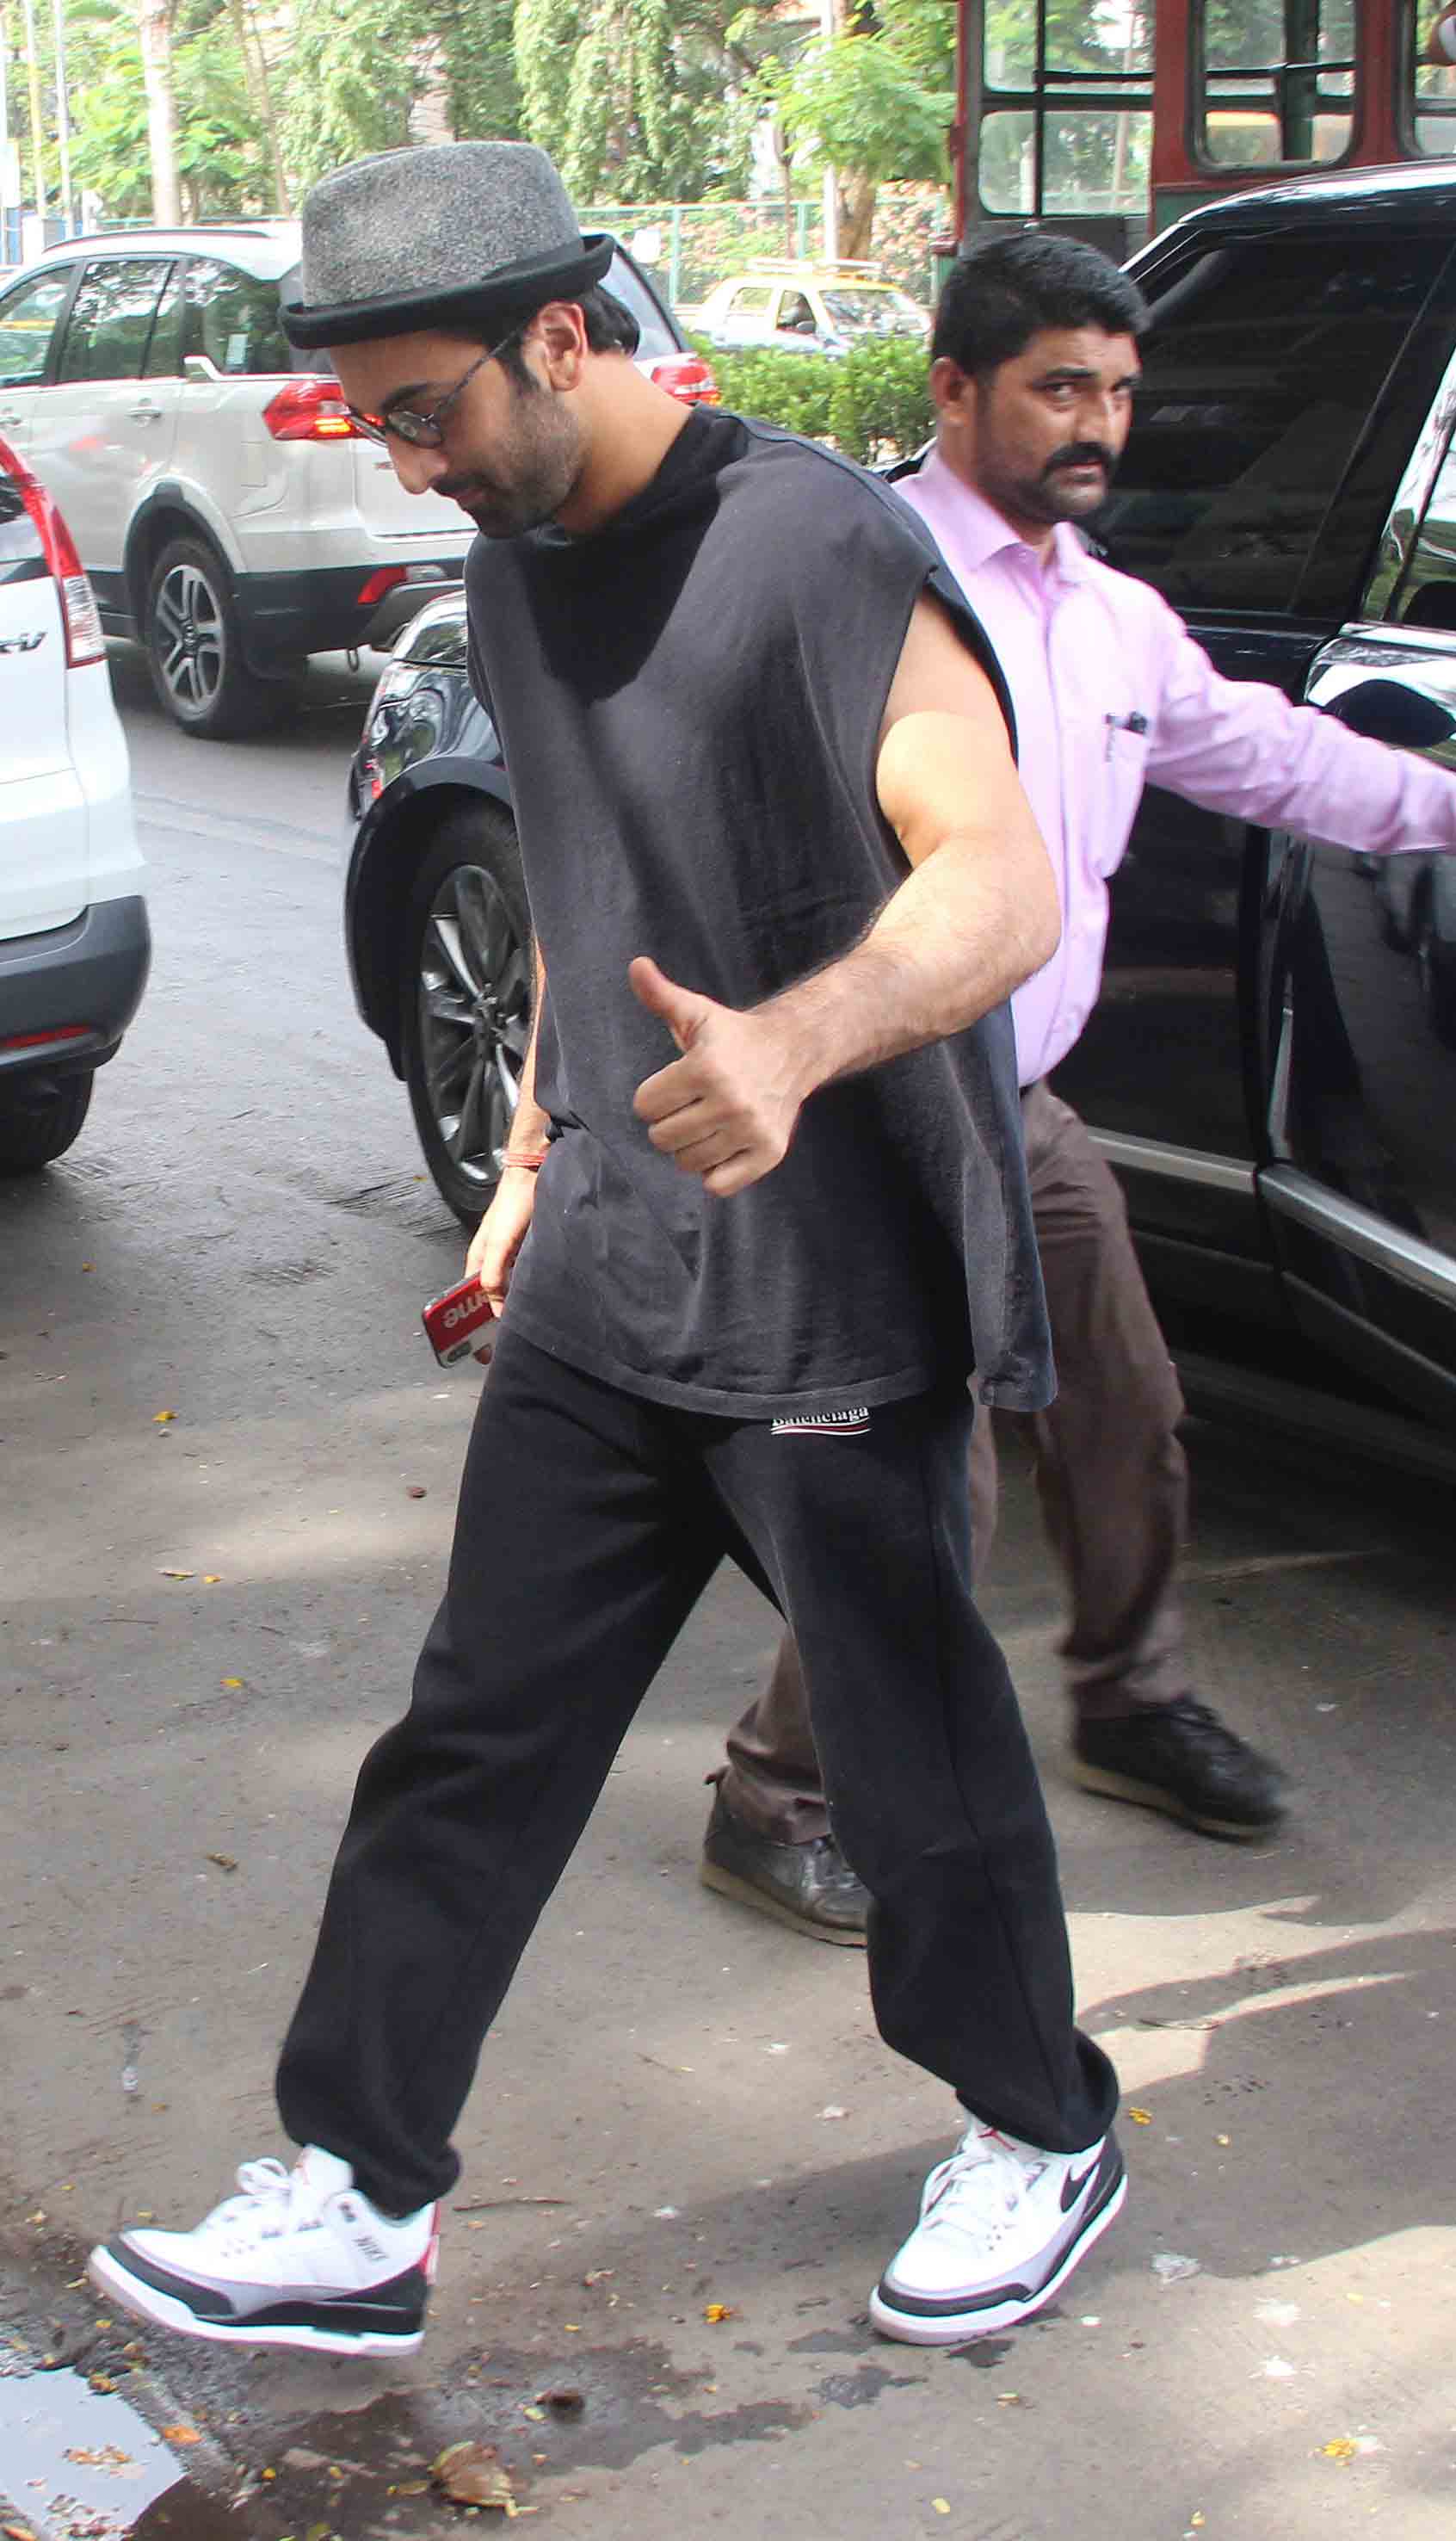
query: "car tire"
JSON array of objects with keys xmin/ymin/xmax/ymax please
[
  {"xmin": 0, "ymin": 1068, "xmax": 94, "ymax": 1172},
  {"xmin": 401, "ymin": 802, "xmax": 533, "ymax": 1227},
  {"xmin": 145, "ymin": 536, "xmax": 274, "ymax": 739}
]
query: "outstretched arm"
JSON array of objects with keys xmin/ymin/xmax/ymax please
[{"xmin": 632, "ymin": 592, "xmax": 1058, "ymax": 1196}]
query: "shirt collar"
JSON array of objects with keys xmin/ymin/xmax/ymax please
[{"xmin": 912, "ymin": 447, "xmax": 1091, "ymax": 589}]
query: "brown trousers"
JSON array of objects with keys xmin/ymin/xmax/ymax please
[{"xmin": 719, "ymin": 1083, "xmax": 1192, "ymax": 1842}]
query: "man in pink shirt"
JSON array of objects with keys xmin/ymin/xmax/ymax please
[{"xmin": 701, "ymin": 229, "xmax": 1456, "ymax": 1940}]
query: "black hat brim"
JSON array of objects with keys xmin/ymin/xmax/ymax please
[{"xmin": 281, "ymin": 233, "xmax": 616, "ymax": 351}]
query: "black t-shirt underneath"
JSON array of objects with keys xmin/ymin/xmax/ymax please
[{"xmin": 466, "ymin": 408, "xmax": 1051, "ymax": 1419}]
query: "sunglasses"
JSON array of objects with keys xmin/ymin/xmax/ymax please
[{"xmin": 349, "ymin": 323, "xmax": 527, "ymax": 448}]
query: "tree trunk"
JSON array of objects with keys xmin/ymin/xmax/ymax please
[
  {"xmin": 229, "ymin": 0, "xmax": 291, "ymax": 212},
  {"xmin": 135, "ymin": 0, "xmax": 181, "ymax": 226},
  {"xmin": 837, "ymin": 170, "xmax": 877, "ymax": 261}
]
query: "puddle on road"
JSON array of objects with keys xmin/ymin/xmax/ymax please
[{"xmin": 0, "ymin": 2365, "xmax": 179, "ymax": 2538}]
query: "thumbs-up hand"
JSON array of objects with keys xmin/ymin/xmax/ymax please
[{"xmin": 630, "ymin": 955, "xmax": 805, "ymax": 1196}]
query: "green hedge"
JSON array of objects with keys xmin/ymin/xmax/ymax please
[{"xmin": 691, "ymin": 336, "xmax": 934, "ymax": 467}]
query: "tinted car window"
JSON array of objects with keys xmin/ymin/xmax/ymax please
[
  {"xmin": 57, "ymin": 258, "xmax": 174, "ymax": 384},
  {"xmin": 0, "ymin": 269, "xmax": 72, "ymax": 386},
  {"xmin": 1101, "ymin": 234, "xmax": 1447, "ymax": 614},
  {"xmin": 602, "ymin": 250, "xmax": 677, "ymax": 361},
  {"xmin": 0, "ymin": 468, "xmax": 45, "ymax": 582},
  {"xmin": 185, "ymin": 258, "xmax": 291, "ymax": 374},
  {"xmin": 144, "ymin": 262, "xmax": 187, "ymax": 379}
]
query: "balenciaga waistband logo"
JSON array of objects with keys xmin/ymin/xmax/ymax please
[{"xmin": 771, "ymin": 1406, "xmax": 871, "ymax": 1437}]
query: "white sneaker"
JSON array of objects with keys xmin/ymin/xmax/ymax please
[
  {"xmin": 88, "ymin": 2147, "xmax": 438, "ymax": 2356},
  {"xmin": 870, "ymin": 2118, "xmax": 1125, "ymax": 2344}
]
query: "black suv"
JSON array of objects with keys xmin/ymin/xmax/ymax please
[{"xmin": 346, "ymin": 163, "xmax": 1456, "ymax": 1432}]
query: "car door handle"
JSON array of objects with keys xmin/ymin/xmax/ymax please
[{"xmin": 129, "ymin": 403, "xmax": 165, "ymax": 424}]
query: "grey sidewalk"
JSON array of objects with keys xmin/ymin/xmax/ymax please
[{"xmin": 4, "ymin": 1390, "xmax": 1453, "ymax": 2540}]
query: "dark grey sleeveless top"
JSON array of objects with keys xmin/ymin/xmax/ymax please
[{"xmin": 466, "ymin": 407, "xmax": 1051, "ymax": 1418}]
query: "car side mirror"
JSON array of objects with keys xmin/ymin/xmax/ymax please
[
  {"xmin": 1323, "ymin": 677, "xmax": 1456, "ymax": 750},
  {"xmin": 183, "ymin": 353, "xmax": 221, "ymax": 383}
]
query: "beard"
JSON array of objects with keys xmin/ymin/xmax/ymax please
[{"xmin": 437, "ymin": 378, "xmax": 583, "ymax": 538}]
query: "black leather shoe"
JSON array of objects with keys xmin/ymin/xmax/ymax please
[
  {"xmin": 1072, "ymin": 1697, "xmax": 1288, "ymax": 1839},
  {"xmin": 700, "ymin": 1788, "xmax": 869, "ymax": 1944}
]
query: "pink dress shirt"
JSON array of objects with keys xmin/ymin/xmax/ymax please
[{"xmin": 898, "ymin": 449, "xmax": 1456, "ymax": 1085}]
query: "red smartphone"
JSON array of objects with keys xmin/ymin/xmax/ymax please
[{"xmin": 423, "ymin": 1273, "xmax": 496, "ymax": 1368}]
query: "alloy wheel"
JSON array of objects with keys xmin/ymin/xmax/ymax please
[
  {"xmin": 154, "ymin": 560, "xmax": 225, "ymax": 714},
  {"xmin": 416, "ymin": 861, "xmax": 530, "ymax": 1196}
]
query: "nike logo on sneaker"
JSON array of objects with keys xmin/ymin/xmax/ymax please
[{"xmin": 1059, "ymin": 2155, "xmax": 1102, "ymax": 2211}]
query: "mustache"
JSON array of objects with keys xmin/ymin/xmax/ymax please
[{"xmin": 1042, "ymin": 442, "xmax": 1117, "ymax": 481}]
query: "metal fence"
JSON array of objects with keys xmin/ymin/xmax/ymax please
[{"xmin": 581, "ymin": 187, "xmax": 946, "ymax": 316}]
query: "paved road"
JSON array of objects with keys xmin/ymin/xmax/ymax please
[{"xmin": 3, "ymin": 652, "xmax": 1453, "ymax": 2540}]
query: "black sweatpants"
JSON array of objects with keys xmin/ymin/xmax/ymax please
[{"xmin": 276, "ymin": 1322, "xmax": 1117, "ymax": 2215}]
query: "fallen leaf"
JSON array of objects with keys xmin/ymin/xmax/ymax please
[
  {"xmin": 157, "ymin": 1567, "xmax": 194, "ymax": 1580},
  {"xmin": 221, "ymin": 1678, "xmax": 244, "ymax": 1690},
  {"xmin": 932, "ymin": 2501, "xmax": 951, "ymax": 2515},
  {"xmin": 161, "ymin": 2427, "xmax": 201, "ymax": 2445},
  {"xmin": 703, "ymin": 2303, "xmax": 734, "ymax": 2324},
  {"xmin": 4, "ymin": 2523, "xmax": 42, "ymax": 2538},
  {"xmin": 820, "ymin": 2105, "xmax": 848, "ymax": 2120},
  {"xmin": 521, "ymin": 2406, "xmax": 546, "ymax": 2423},
  {"xmin": 203, "ymin": 1574, "xmax": 222, "ymax": 1586},
  {"xmin": 1320, "ymin": 2438, "xmax": 1359, "ymax": 2465},
  {"xmin": 1127, "ymin": 2106, "xmax": 1152, "ymax": 2124},
  {"xmin": 89, "ymin": 2373, "xmax": 116, "ymax": 2393},
  {"xmin": 153, "ymin": 1410, "xmax": 177, "ymax": 1424},
  {"xmin": 406, "ymin": 1486, "xmax": 427, "ymax": 1499},
  {"xmin": 206, "ymin": 1853, "xmax": 238, "ymax": 1873},
  {"xmin": 583, "ymin": 2270, "xmax": 613, "ymax": 2287},
  {"xmin": 538, "ymin": 2390, "xmax": 583, "ymax": 2414},
  {"xmin": 433, "ymin": 2440, "xmax": 519, "ymax": 2510}
]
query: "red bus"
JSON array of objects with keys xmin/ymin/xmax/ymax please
[{"xmin": 952, "ymin": 3, "xmax": 1456, "ymax": 256}]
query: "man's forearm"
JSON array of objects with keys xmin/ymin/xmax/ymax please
[
  {"xmin": 507, "ymin": 945, "xmax": 551, "ymax": 1153},
  {"xmin": 762, "ymin": 829, "xmax": 1058, "ymax": 1107}
]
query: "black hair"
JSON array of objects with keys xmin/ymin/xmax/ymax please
[
  {"xmin": 495, "ymin": 282, "xmax": 640, "ymax": 385},
  {"xmin": 931, "ymin": 229, "xmax": 1147, "ymax": 377}
]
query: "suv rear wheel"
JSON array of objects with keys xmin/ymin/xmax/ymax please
[
  {"xmin": 402, "ymin": 803, "xmax": 532, "ymax": 1227},
  {"xmin": 145, "ymin": 536, "xmax": 273, "ymax": 739},
  {"xmin": 0, "ymin": 1069, "xmax": 94, "ymax": 1172}
]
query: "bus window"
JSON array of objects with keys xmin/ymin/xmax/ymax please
[
  {"xmin": 977, "ymin": 3, "xmax": 1153, "ymax": 225},
  {"xmin": 1196, "ymin": 0, "xmax": 1355, "ymax": 171},
  {"xmin": 1413, "ymin": 3, "xmax": 1456, "ymax": 156}
]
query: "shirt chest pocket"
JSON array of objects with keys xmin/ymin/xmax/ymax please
[{"xmin": 1083, "ymin": 704, "xmax": 1151, "ymax": 875}]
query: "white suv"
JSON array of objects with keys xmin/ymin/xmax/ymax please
[
  {"xmin": 0, "ymin": 226, "xmax": 715, "ymax": 740},
  {"xmin": 0, "ymin": 430, "xmax": 148, "ymax": 1169}
]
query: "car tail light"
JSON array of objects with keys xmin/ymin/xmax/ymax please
[
  {"xmin": 357, "ymin": 566, "xmax": 409, "ymax": 608},
  {"xmin": 646, "ymin": 353, "xmax": 720, "ymax": 406},
  {"xmin": 15, "ymin": 470, "xmax": 105, "ymax": 668},
  {"xmin": 262, "ymin": 377, "xmax": 361, "ymax": 441},
  {"xmin": 2, "ymin": 1023, "xmax": 90, "ymax": 1052}
]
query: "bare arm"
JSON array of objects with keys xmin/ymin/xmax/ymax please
[
  {"xmin": 631, "ymin": 593, "xmax": 1058, "ymax": 1195},
  {"xmin": 465, "ymin": 942, "xmax": 549, "ymax": 1302}
]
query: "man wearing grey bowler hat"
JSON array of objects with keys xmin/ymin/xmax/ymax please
[{"xmin": 90, "ymin": 139, "xmax": 1125, "ymax": 2360}]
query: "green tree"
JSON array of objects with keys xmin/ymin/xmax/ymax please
[
  {"xmin": 518, "ymin": 0, "xmax": 780, "ymax": 205},
  {"xmin": 65, "ymin": 0, "xmax": 273, "ymax": 219},
  {"xmin": 278, "ymin": 0, "xmax": 421, "ymax": 193},
  {"xmin": 759, "ymin": 0, "xmax": 954, "ymax": 260}
]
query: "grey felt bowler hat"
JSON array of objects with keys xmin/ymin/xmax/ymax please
[{"xmin": 281, "ymin": 140, "xmax": 614, "ymax": 351}]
